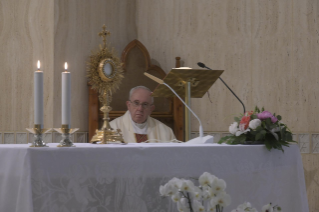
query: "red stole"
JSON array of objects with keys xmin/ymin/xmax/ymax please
[{"xmin": 135, "ymin": 133, "xmax": 148, "ymax": 143}]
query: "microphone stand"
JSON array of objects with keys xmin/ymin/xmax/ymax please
[
  {"xmin": 144, "ymin": 72, "xmax": 205, "ymax": 141},
  {"xmin": 197, "ymin": 62, "xmax": 246, "ymax": 114},
  {"xmin": 164, "ymin": 83, "xmax": 203, "ymax": 138}
]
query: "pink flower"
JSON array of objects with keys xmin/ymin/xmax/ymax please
[
  {"xmin": 257, "ymin": 111, "xmax": 278, "ymax": 123},
  {"xmin": 271, "ymin": 116, "xmax": 278, "ymax": 123},
  {"xmin": 257, "ymin": 111, "xmax": 272, "ymax": 119}
]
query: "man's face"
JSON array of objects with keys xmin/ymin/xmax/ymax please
[{"xmin": 126, "ymin": 88, "xmax": 155, "ymax": 123}]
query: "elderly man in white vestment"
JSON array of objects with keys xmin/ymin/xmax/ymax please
[{"xmin": 110, "ymin": 86, "xmax": 176, "ymax": 143}]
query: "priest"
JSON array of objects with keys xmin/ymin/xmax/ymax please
[{"xmin": 110, "ymin": 86, "xmax": 176, "ymax": 143}]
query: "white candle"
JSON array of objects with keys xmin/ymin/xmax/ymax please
[
  {"xmin": 34, "ymin": 60, "xmax": 44, "ymax": 127},
  {"xmin": 62, "ymin": 62, "xmax": 71, "ymax": 126}
]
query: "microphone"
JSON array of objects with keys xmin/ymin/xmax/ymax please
[
  {"xmin": 197, "ymin": 62, "xmax": 246, "ymax": 114},
  {"xmin": 144, "ymin": 72, "xmax": 214, "ymax": 144}
]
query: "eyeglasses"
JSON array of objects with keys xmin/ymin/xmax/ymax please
[{"xmin": 129, "ymin": 100, "xmax": 153, "ymax": 109}]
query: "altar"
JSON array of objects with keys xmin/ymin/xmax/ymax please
[{"xmin": 0, "ymin": 143, "xmax": 308, "ymax": 212}]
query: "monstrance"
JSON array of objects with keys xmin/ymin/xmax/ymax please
[{"xmin": 87, "ymin": 25, "xmax": 125, "ymax": 144}]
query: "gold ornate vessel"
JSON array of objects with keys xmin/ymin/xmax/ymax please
[{"xmin": 87, "ymin": 25, "xmax": 125, "ymax": 144}]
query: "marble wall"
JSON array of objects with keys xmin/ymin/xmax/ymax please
[
  {"xmin": 1, "ymin": 0, "xmax": 319, "ymax": 210},
  {"xmin": 0, "ymin": 0, "xmax": 54, "ymax": 131},
  {"xmin": 53, "ymin": 0, "xmax": 136, "ymax": 130},
  {"xmin": 0, "ymin": 0, "xmax": 136, "ymax": 132},
  {"xmin": 135, "ymin": 0, "xmax": 318, "ymax": 133},
  {"xmin": 134, "ymin": 0, "xmax": 319, "ymax": 210}
]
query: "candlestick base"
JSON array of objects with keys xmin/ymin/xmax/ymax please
[
  {"xmin": 54, "ymin": 125, "xmax": 79, "ymax": 147},
  {"xmin": 26, "ymin": 125, "xmax": 52, "ymax": 147}
]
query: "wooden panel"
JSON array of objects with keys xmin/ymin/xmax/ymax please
[
  {"xmin": 174, "ymin": 57, "xmax": 184, "ymax": 141},
  {"xmin": 114, "ymin": 40, "xmax": 170, "ymax": 112},
  {"xmin": 88, "ymin": 84, "xmax": 99, "ymax": 142}
]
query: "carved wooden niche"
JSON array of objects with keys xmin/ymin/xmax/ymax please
[{"xmin": 109, "ymin": 39, "xmax": 174, "ymax": 129}]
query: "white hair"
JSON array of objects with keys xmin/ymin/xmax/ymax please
[{"xmin": 129, "ymin": 86, "xmax": 154, "ymax": 104}]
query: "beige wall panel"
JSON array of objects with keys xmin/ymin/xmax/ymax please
[
  {"xmin": 302, "ymin": 154, "xmax": 319, "ymax": 212},
  {"xmin": 202, "ymin": 0, "xmax": 252, "ymax": 132},
  {"xmin": 0, "ymin": 0, "xmax": 54, "ymax": 131},
  {"xmin": 136, "ymin": 0, "xmax": 252, "ymax": 132},
  {"xmin": 251, "ymin": 1, "xmax": 299, "ymax": 132},
  {"xmin": 292, "ymin": 0, "xmax": 319, "ymax": 133},
  {"xmin": 295, "ymin": 1, "xmax": 319, "ymax": 211},
  {"xmin": 53, "ymin": 0, "xmax": 137, "ymax": 130}
]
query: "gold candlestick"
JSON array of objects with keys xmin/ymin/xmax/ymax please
[
  {"xmin": 26, "ymin": 124, "xmax": 52, "ymax": 147},
  {"xmin": 54, "ymin": 125, "xmax": 79, "ymax": 147}
]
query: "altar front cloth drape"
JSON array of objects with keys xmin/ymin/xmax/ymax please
[{"xmin": 0, "ymin": 143, "xmax": 308, "ymax": 212}]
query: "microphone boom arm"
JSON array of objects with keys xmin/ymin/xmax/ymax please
[
  {"xmin": 197, "ymin": 62, "xmax": 246, "ymax": 114},
  {"xmin": 217, "ymin": 77, "xmax": 246, "ymax": 114}
]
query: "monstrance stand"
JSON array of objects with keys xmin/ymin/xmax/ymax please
[
  {"xmin": 90, "ymin": 91, "xmax": 124, "ymax": 144},
  {"xmin": 87, "ymin": 25, "xmax": 125, "ymax": 144}
]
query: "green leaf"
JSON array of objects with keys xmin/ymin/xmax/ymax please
[
  {"xmin": 255, "ymin": 130, "xmax": 266, "ymax": 141},
  {"xmin": 234, "ymin": 135, "xmax": 247, "ymax": 143},
  {"xmin": 277, "ymin": 115, "xmax": 282, "ymax": 121},
  {"xmin": 249, "ymin": 130, "xmax": 258, "ymax": 135},
  {"xmin": 255, "ymin": 126, "xmax": 263, "ymax": 131},
  {"xmin": 246, "ymin": 133, "xmax": 256, "ymax": 141},
  {"xmin": 264, "ymin": 140, "xmax": 272, "ymax": 151},
  {"xmin": 279, "ymin": 127, "xmax": 287, "ymax": 139},
  {"xmin": 251, "ymin": 114, "xmax": 258, "ymax": 119},
  {"xmin": 234, "ymin": 117, "xmax": 240, "ymax": 122},
  {"xmin": 279, "ymin": 141, "xmax": 290, "ymax": 147},
  {"xmin": 256, "ymin": 132, "xmax": 264, "ymax": 141},
  {"xmin": 265, "ymin": 118, "xmax": 272, "ymax": 127},
  {"xmin": 255, "ymin": 106, "xmax": 260, "ymax": 113},
  {"xmin": 285, "ymin": 132, "xmax": 292, "ymax": 141},
  {"xmin": 218, "ymin": 136, "xmax": 233, "ymax": 144}
]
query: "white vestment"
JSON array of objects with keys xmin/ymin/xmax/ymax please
[{"xmin": 110, "ymin": 111, "xmax": 176, "ymax": 143}]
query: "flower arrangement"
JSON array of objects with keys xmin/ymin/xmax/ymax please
[
  {"xmin": 218, "ymin": 106, "xmax": 296, "ymax": 152},
  {"xmin": 159, "ymin": 172, "xmax": 231, "ymax": 212},
  {"xmin": 159, "ymin": 172, "xmax": 281, "ymax": 212},
  {"xmin": 232, "ymin": 202, "xmax": 282, "ymax": 212}
]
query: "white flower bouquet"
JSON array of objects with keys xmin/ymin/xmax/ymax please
[
  {"xmin": 159, "ymin": 172, "xmax": 282, "ymax": 212},
  {"xmin": 160, "ymin": 172, "xmax": 230, "ymax": 212},
  {"xmin": 231, "ymin": 202, "xmax": 282, "ymax": 212},
  {"xmin": 218, "ymin": 106, "xmax": 296, "ymax": 152}
]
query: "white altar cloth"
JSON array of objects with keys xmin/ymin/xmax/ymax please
[{"xmin": 0, "ymin": 143, "xmax": 308, "ymax": 212}]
